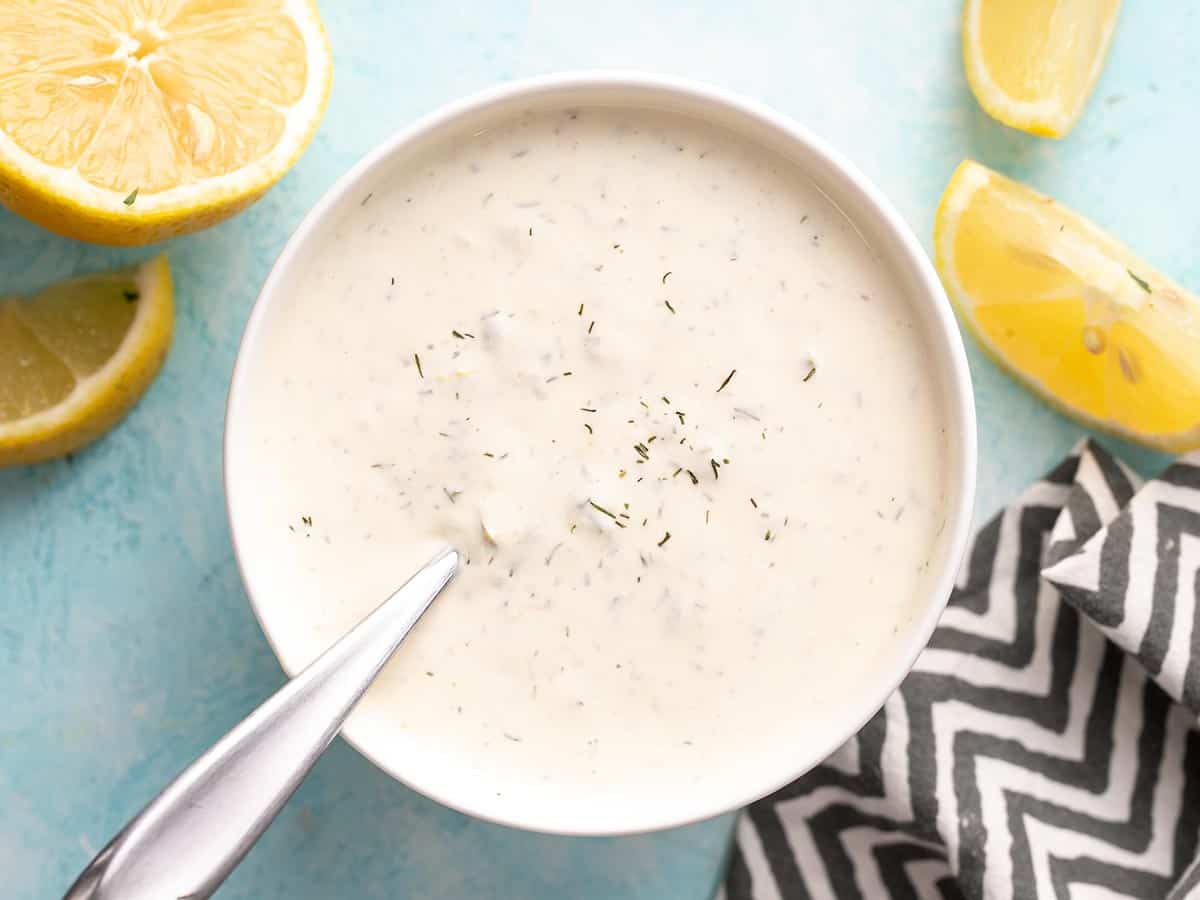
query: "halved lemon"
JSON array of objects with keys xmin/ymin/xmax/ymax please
[
  {"xmin": 935, "ymin": 160, "xmax": 1200, "ymax": 452},
  {"xmin": 0, "ymin": 1, "xmax": 332, "ymax": 246},
  {"xmin": 0, "ymin": 256, "xmax": 173, "ymax": 466},
  {"xmin": 962, "ymin": 0, "xmax": 1122, "ymax": 138}
]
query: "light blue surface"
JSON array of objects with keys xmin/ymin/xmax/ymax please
[{"xmin": 1, "ymin": 2, "xmax": 1194, "ymax": 898}]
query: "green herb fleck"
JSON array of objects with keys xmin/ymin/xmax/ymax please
[
  {"xmin": 301, "ymin": 515, "xmax": 313, "ymax": 527},
  {"xmin": 710, "ymin": 458, "xmax": 721, "ymax": 480},
  {"xmin": 662, "ymin": 271, "xmax": 672, "ymax": 284},
  {"xmin": 685, "ymin": 469, "xmax": 699, "ymax": 485},
  {"xmin": 633, "ymin": 443, "xmax": 650, "ymax": 460},
  {"xmin": 451, "ymin": 329, "xmax": 465, "ymax": 339},
  {"xmin": 716, "ymin": 368, "xmax": 736, "ymax": 393},
  {"xmin": 764, "ymin": 529, "xmax": 773, "ymax": 541},
  {"xmin": 443, "ymin": 488, "xmax": 461, "ymax": 504},
  {"xmin": 414, "ymin": 353, "xmax": 424, "ymax": 378},
  {"xmin": 803, "ymin": 364, "xmax": 817, "ymax": 382},
  {"xmin": 588, "ymin": 499, "xmax": 626, "ymax": 527},
  {"xmin": 661, "ymin": 396, "xmax": 671, "ymax": 405},
  {"xmin": 123, "ymin": 188, "xmax": 138, "ymax": 206},
  {"xmin": 578, "ymin": 303, "xmax": 584, "ymax": 316},
  {"xmin": 1127, "ymin": 269, "xmax": 1152, "ymax": 293},
  {"xmin": 588, "ymin": 499, "xmax": 618, "ymax": 519},
  {"xmin": 750, "ymin": 498, "xmax": 758, "ymax": 508},
  {"xmin": 584, "ymin": 423, "xmax": 593, "ymax": 434},
  {"xmin": 580, "ymin": 407, "xmax": 597, "ymax": 413},
  {"xmin": 664, "ymin": 299, "xmax": 676, "ymax": 314},
  {"xmin": 483, "ymin": 452, "xmax": 496, "ymax": 458},
  {"xmin": 588, "ymin": 320, "xmax": 595, "ymax": 334},
  {"xmin": 657, "ymin": 531, "xmax": 671, "ymax": 547},
  {"xmin": 672, "ymin": 467, "xmax": 683, "ymax": 478},
  {"xmin": 675, "ymin": 410, "xmax": 686, "ymax": 425}
]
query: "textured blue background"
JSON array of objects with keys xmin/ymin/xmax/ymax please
[{"xmin": 2, "ymin": 2, "xmax": 1194, "ymax": 897}]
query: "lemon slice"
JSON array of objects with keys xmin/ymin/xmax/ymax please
[
  {"xmin": 0, "ymin": 256, "xmax": 173, "ymax": 466},
  {"xmin": 935, "ymin": 160, "xmax": 1200, "ymax": 452},
  {"xmin": 962, "ymin": 0, "xmax": 1122, "ymax": 137},
  {"xmin": 0, "ymin": 1, "xmax": 332, "ymax": 246}
]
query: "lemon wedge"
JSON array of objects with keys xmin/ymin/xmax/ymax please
[
  {"xmin": 962, "ymin": 0, "xmax": 1122, "ymax": 137},
  {"xmin": 0, "ymin": 256, "xmax": 173, "ymax": 466},
  {"xmin": 935, "ymin": 160, "xmax": 1200, "ymax": 452},
  {"xmin": 0, "ymin": 1, "xmax": 332, "ymax": 246}
]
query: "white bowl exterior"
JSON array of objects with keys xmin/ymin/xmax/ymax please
[{"xmin": 224, "ymin": 72, "xmax": 977, "ymax": 836}]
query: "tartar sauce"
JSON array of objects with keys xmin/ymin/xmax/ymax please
[{"xmin": 231, "ymin": 106, "xmax": 950, "ymax": 814}]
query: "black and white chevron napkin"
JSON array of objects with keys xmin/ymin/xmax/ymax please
[{"xmin": 722, "ymin": 440, "xmax": 1200, "ymax": 900}]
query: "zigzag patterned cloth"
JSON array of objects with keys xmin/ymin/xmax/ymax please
[{"xmin": 722, "ymin": 440, "xmax": 1200, "ymax": 900}]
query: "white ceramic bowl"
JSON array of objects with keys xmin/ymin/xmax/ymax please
[{"xmin": 225, "ymin": 71, "xmax": 977, "ymax": 835}]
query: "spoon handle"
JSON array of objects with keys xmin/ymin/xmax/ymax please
[{"xmin": 63, "ymin": 546, "xmax": 460, "ymax": 900}]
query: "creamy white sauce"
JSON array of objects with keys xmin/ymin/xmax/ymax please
[{"xmin": 231, "ymin": 107, "xmax": 950, "ymax": 818}]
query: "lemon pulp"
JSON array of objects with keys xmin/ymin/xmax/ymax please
[
  {"xmin": 935, "ymin": 160, "xmax": 1200, "ymax": 451},
  {"xmin": 0, "ymin": 256, "xmax": 174, "ymax": 465},
  {"xmin": 963, "ymin": 0, "xmax": 1121, "ymax": 137},
  {"xmin": 0, "ymin": 1, "xmax": 331, "ymax": 244}
]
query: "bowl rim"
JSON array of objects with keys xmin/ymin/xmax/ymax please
[{"xmin": 224, "ymin": 69, "xmax": 978, "ymax": 836}]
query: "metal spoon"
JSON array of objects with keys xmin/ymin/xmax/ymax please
[{"xmin": 62, "ymin": 545, "xmax": 461, "ymax": 900}]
